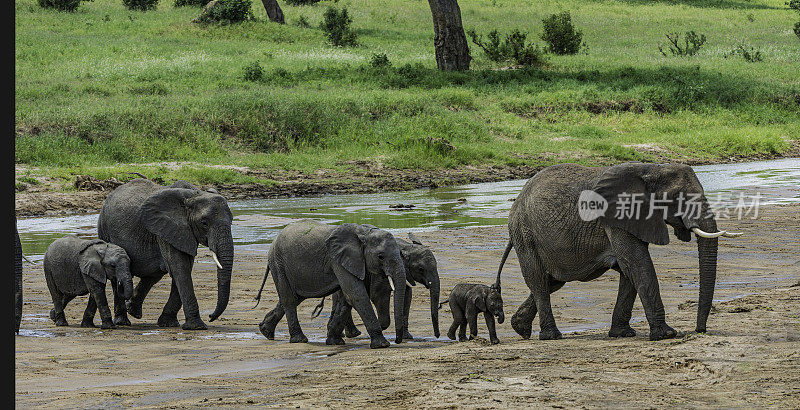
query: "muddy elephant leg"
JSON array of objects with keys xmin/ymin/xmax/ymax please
[
  {"xmin": 45, "ymin": 270, "xmax": 69, "ymax": 326},
  {"xmin": 334, "ymin": 269, "xmax": 389, "ymax": 349},
  {"xmin": 484, "ymin": 311, "xmax": 499, "ymax": 344},
  {"xmin": 466, "ymin": 303, "xmax": 479, "ymax": 340},
  {"xmin": 283, "ymin": 300, "xmax": 307, "ymax": 343},
  {"xmin": 402, "ymin": 285, "xmax": 413, "ymax": 340},
  {"xmin": 157, "ymin": 279, "xmax": 182, "ymax": 328},
  {"xmin": 511, "ymin": 293, "xmax": 537, "ymax": 339},
  {"xmin": 125, "ymin": 274, "xmax": 163, "ymax": 322},
  {"xmin": 609, "ymin": 272, "xmax": 638, "ymax": 338},
  {"xmin": 343, "ymin": 312, "xmax": 360, "ymax": 338},
  {"xmin": 158, "ymin": 240, "xmax": 206, "ymax": 330},
  {"xmin": 447, "ymin": 302, "xmax": 463, "ymax": 341},
  {"xmin": 91, "ymin": 287, "xmax": 115, "ymax": 329},
  {"xmin": 81, "ymin": 297, "xmax": 97, "ymax": 328},
  {"xmin": 259, "ymin": 302, "xmax": 285, "ymax": 340},
  {"xmin": 326, "ymin": 299, "xmax": 350, "ymax": 345},
  {"xmin": 607, "ymin": 228, "xmax": 675, "ymax": 341}
]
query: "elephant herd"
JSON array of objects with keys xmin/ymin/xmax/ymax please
[{"xmin": 14, "ymin": 161, "xmax": 743, "ymax": 347}]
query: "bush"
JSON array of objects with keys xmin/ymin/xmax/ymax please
[
  {"xmin": 294, "ymin": 15, "xmax": 311, "ymax": 27},
  {"xmin": 174, "ymin": 0, "xmax": 210, "ymax": 7},
  {"xmin": 285, "ymin": 0, "xmax": 319, "ymax": 4},
  {"xmin": 320, "ymin": 6, "xmax": 357, "ymax": 46},
  {"xmin": 194, "ymin": 0, "xmax": 253, "ymax": 24},
  {"xmin": 541, "ymin": 11, "xmax": 583, "ymax": 55},
  {"xmin": 242, "ymin": 61, "xmax": 264, "ymax": 81},
  {"xmin": 467, "ymin": 29, "xmax": 546, "ymax": 67},
  {"xmin": 369, "ymin": 53, "xmax": 391, "ymax": 68},
  {"xmin": 795, "ymin": 21, "xmax": 800, "ymax": 40},
  {"xmin": 37, "ymin": 0, "xmax": 83, "ymax": 12},
  {"xmin": 123, "ymin": 0, "xmax": 158, "ymax": 11},
  {"xmin": 658, "ymin": 31, "xmax": 706, "ymax": 57},
  {"xmin": 725, "ymin": 44, "xmax": 764, "ymax": 62}
]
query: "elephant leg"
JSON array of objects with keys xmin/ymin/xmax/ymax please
[
  {"xmin": 45, "ymin": 270, "xmax": 69, "ymax": 326},
  {"xmin": 126, "ymin": 274, "xmax": 163, "ymax": 321},
  {"xmin": 158, "ymin": 240, "xmax": 206, "ymax": 330},
  {"xmin": 466, "ymin": 304, "xmax": 479, "ymax": 340},
  {"xmin": 335, "ymin": 271, "xmax": 389, "ymax": 349},
  {"xmin": 511, "ymin": 293, "xmax": 536, "ymax": 339},
  {"xmin": 607, "ymin": 228, "xmax": 675, "ymax": 341},
  {"xmin": 157, "ymin": 279, "xmax": 182, "ymax": 328},
  {"xmin": 609, "ymin": 273, "xmax": 638, "ymax": 338},
  {"xmin": 447, "ymin": 303, "xmax": 463, "ymax": 341},
  {"xmin": 283, "ymin": 301, "xmax": 308, "ymax": 343},
  {"xmin": 90, "ymin": 286, "xmax": 115, "ymax": 330},
  {"xmin": 484, "ymin": 311, "xmax": 499, "ymax": 344},
  {"xmin": 402, "ymin": 285, "xmax": 413, "ymax": 340},
  {"xmin": 258, "ymin": 302, "xmax": 285, "ymax": 340},
  {"xmin": 81, "ymin": 297, "xmax": 97, "ymax": 328},
  {"xmin": 326, "ymin": 300, "xmax": 350, "ymax": 345},
  {"xmin": 343, "ymin": 311, "xmax": 361, "ymax": 338},
  {"xmin": 332, "ymin": 290, "xmax": 360, "ymax": 338}
]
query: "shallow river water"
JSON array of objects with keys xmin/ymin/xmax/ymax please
[{"xmin": 17, "ymin": 158, "xmax": 800, "ymax": 258}]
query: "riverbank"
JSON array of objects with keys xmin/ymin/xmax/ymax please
[{"xmin": 15, "ymin": 203, "xmax": 800, "ymax": 407}]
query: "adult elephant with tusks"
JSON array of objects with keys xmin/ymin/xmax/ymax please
[
  {"xmin": 497, "ymin": 162, "xmax": 742, "ymax": 341},
  {"xmin": 98, "ymin": 179, "xmax": 234, "ymax": 330},
  {"xmin": 254, "ymin": 220, "xmax": 408, "ymax": 348}
]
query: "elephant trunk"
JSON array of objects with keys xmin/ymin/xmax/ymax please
[
  {"xmin": 428, "ymin": 274, "xmax": 440, "ymax": 338},
  {"xmin": 208, "ymin": 226, "xmax": 234, "ymax": 322},
  {"xmin": 497, "ymin": 311, "xmax": 505, "ymax": 324},
  {"xmin": 117, "ymin": 261, "xmax": 134, "ymax": 300},
  {"xmin": 694, "ymin": 208, "xmax": 718, "ymax": 333},
  {"xmin": 388, "ymin": 255, "xmax": 407, "ymax": 343}
]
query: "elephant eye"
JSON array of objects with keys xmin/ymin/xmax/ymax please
[{"xmin": 377, "ymin": 252, "xmax": 384, "ymax": 260}]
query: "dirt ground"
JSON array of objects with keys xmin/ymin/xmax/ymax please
[{"xmin": 15, "ymin": 204, "xmax": 800, "ymax": 408}]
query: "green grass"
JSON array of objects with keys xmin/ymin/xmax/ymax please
[{"xmin": 14, "ymin": 0, "xmax": 800, "ymax": 186}]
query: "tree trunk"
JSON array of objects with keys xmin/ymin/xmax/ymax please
[
  {"xmin": 427, "ymin": 0, "xmax": 471, "ymax": 71},
  {"xmin": 261, "ymin": 0, "xmax": 285, "ymax": 24}
]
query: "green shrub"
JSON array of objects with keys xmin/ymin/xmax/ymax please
[
  {"xmin": 724, "ymin": 44, "xmax": 763, "ymax": 62},
  {"xmin": 285, "ymin": 0, "xmax": 319, "ymax": 5},
  {"xmin": 37, "ymin": 0, "xmax": 83, "ymax": 12},
  {"xmin": 468, "ymin": 29, "xmax": 546, "ymax": 66},
  {"xmin": 794, "ymin": 21, "xmax": 800, "ymax": 40},
  {"xmin": 541, "ymin": 11, "xmax": 583, "ymax": 55},
  {"xmin": 174, "ymin": 0, "xmax": 210, "ymax": 7},
  {"xmin": 658, "ymin": 31, "xmax": 706, "ymax": 57},
  {"xmin": 321, "ymin": 6, "xmax": 357, "ymax": 47},
  {"xmin": 242, "ymin": 61, "xmax": 264, "ymax": 81},
  {"xmin": 294, "ymin": 15, "xmax": 311, "ymax": 27},
  {"xmin": 123, "ymin": 0, "xmax": 158, "ymax": 11},
  {"xmin": 194, "ymin": 0, "xmax": 253, "ymax": 24},
  {"xmin": 369, "ymin": 53, "xmax": 391, "ymax": 68}
]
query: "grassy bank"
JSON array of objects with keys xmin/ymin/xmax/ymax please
[{"xmin": 14, "ymin": 0, "xmax": 800, "ymax": 188}]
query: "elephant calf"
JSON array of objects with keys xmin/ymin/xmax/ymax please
[
  {"xmin": 447, "ymin": 283, "xmax": 505, "ymax": 344},
  {"xmin": 43, "ymin": 236, "xmax": 134, "ymax": 329}
]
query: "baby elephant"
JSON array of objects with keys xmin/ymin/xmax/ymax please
[
  {"xmin": 44, "ymin": 236, "xmax": 134, "ymax": 329},
  {"xmin": 447, "ymin": 283, "xmax": 504, "ymax": 344}
]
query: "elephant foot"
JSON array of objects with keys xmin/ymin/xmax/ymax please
[
  {"xmin": 538, "ymin": 327, "xmax": 562, "ymax": 340},
  {"xmin": 325, "ymin": 335, "xmax": 345, "ymax": 345},
  {"xmin": 344, "ymin": 327, "xmax": 361, "ymax": 338},
  {"xmin": 403, "ymin": 330, "xmax": 414, "ymax": 340},
  {"xmin": 609, "ymin": 325, "xmax": 637, "ymax": 338},
  {"xmin": 50, "ymin": 309, "xmax": 68, "ymax": 326},
  {"xmin": 80, "ymin": 319, "xmax": 96, "ymax": 328},
  {"xmin": 370, "ymin": 336, "xmax": 390, "ymax": 349},
  {"xmin": 447, "ymin": 330, "xmax": 456, "ymax": 341},
  {"xmin": 490, "ymin": 337, "xmax": 501, "ymax": 345},
  {"xmin": 511, "ymin": 313, "xmax": 533, "ymax": 340},
  {"xmin": 181, "ymin": 318, "xmax": 208, "ymax": 330},
  {"xmin": 458, "ymin": 334, "xmax": 468, "ymax": 342},
  {"xmin": 289, "ymin": 333, "xmax": 308, "ymax": 343},
  {"xmin": 113, "ymin": 315, "xmax": 132, "ymax": 326},
  {"xmin": 258, "ymin": 321, "xmax": 276, "ymax": 340},
  {"xmin": 100, "ymin": 319, "xmax": 116, "ymax": 329},
  {"xmin": 126, "ymin": 300, "xmax": 143, "ymax": 320},
  {"xmin": 649, "ymin": 323, "xmax": 677, "ymax": 341},
  {"xmin": 157, "ymin": 314, "xmax": 180, "ymax": 328}
]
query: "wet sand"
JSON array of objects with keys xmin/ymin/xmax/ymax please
[{"xmin": 15, "ymin": 204, "xmax": 800, "ymax": 408}]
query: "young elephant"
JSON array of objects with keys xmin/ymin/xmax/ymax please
[
  {"xmin": 447, "ymin": 283, "xmax": 505, "ymax": 344},
  {"xmin": 43, "ymin": 236, "xmax": 134, "ymax": 329}
]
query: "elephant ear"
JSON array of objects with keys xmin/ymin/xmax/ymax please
[
  {"xmin": 592, "ymin": 162, "xmax": 670, "ymax": 245},
  {"xmin": 473, "ymin": 292, "xmax": 487, "ymax": 311},
  {"xmin": 79, "ymin": 242, "xmax": 108, "ymax": 283},
  {"xmin": 140, "ymin": 188, "xmax": 200, "ymax": 256},
  {"xmin": 326, "ymin": 224, "xmax": 367, "ymax": 281}
]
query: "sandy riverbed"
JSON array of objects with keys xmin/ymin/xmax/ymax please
[{"xmin": 15, "ymin": 204, "xmax": 800, "ymax": 408}]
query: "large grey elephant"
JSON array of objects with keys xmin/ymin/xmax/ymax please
[
  {"xmin": 497, "ymin": 162, "xmax": 742, "ymax": 341},
  {"xmin": 255, "ymin": 220, "xmax": 408, "ymax": 349},
  {"xmin": 15, "ymin": 217, "xmax": 23, "ymax": 334},
  {"xmin": 324, "ymin": 233, "xmax": 441, "ymax": 343},
  {"xmin": 43, "ymin": 236, "xmax": 134, "ymax": 329},
  {"xmin": 98, "ymin": 179, "xmax": 234, "ymax": 330}
]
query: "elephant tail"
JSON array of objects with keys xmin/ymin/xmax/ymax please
[
  {"xmin": 438, "ymin": 298, "xmax": 449, "ymax": 310},
  {"xmin": 495, "ymin": 240, "xmax": 513, "ymax": 292},
  {"xmin": 252, "ymin": 264, "xmax": 271, "ymax": 309},
  {"xmin": 311, "ymin": 297, "xmax": 326, "ymax": 318}
]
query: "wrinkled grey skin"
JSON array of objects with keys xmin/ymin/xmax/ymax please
[
  {"xmin": 256, "ymin": 220, "xmax": 408, "ymax": 349},
  {"xmin": 98, "ymin": 179, "xmax": 234, "ymax": 330},
  {"xmin": 497, "ymin": 162, "xmax": 721, "ymax": 341},
  {"xmin": 447, "ymin": 283, "xmax": 504, "ymax": 344},
  {"xmin": 326, "ymin": 233, "xmax": 441, "ymax": 342},
  {"xmin": 15, "ymin": 218, "xmax": 23, "ymax": 334},
  {"xmin": 43, "ymin": 236, "xmax": 134, "ymax": 329}
]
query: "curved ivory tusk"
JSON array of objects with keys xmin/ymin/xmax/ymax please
[
  {"xmin": 691, "ymin": 228, "xmax": 726, "ymax": 238},
  {"xmin": 211, "ymin": 251, "xmax": 223, "ymax": 269},
  {"xmin": 388, "ymin": 277, "xmax": 395, "ymax": 291},
  {"xmin": 722, "ymin": 231, "xmax": 744, "ymax": 238},
  {"xmin": 406, "ymin": 280, "xmax": 413, "ymax": 288}
]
